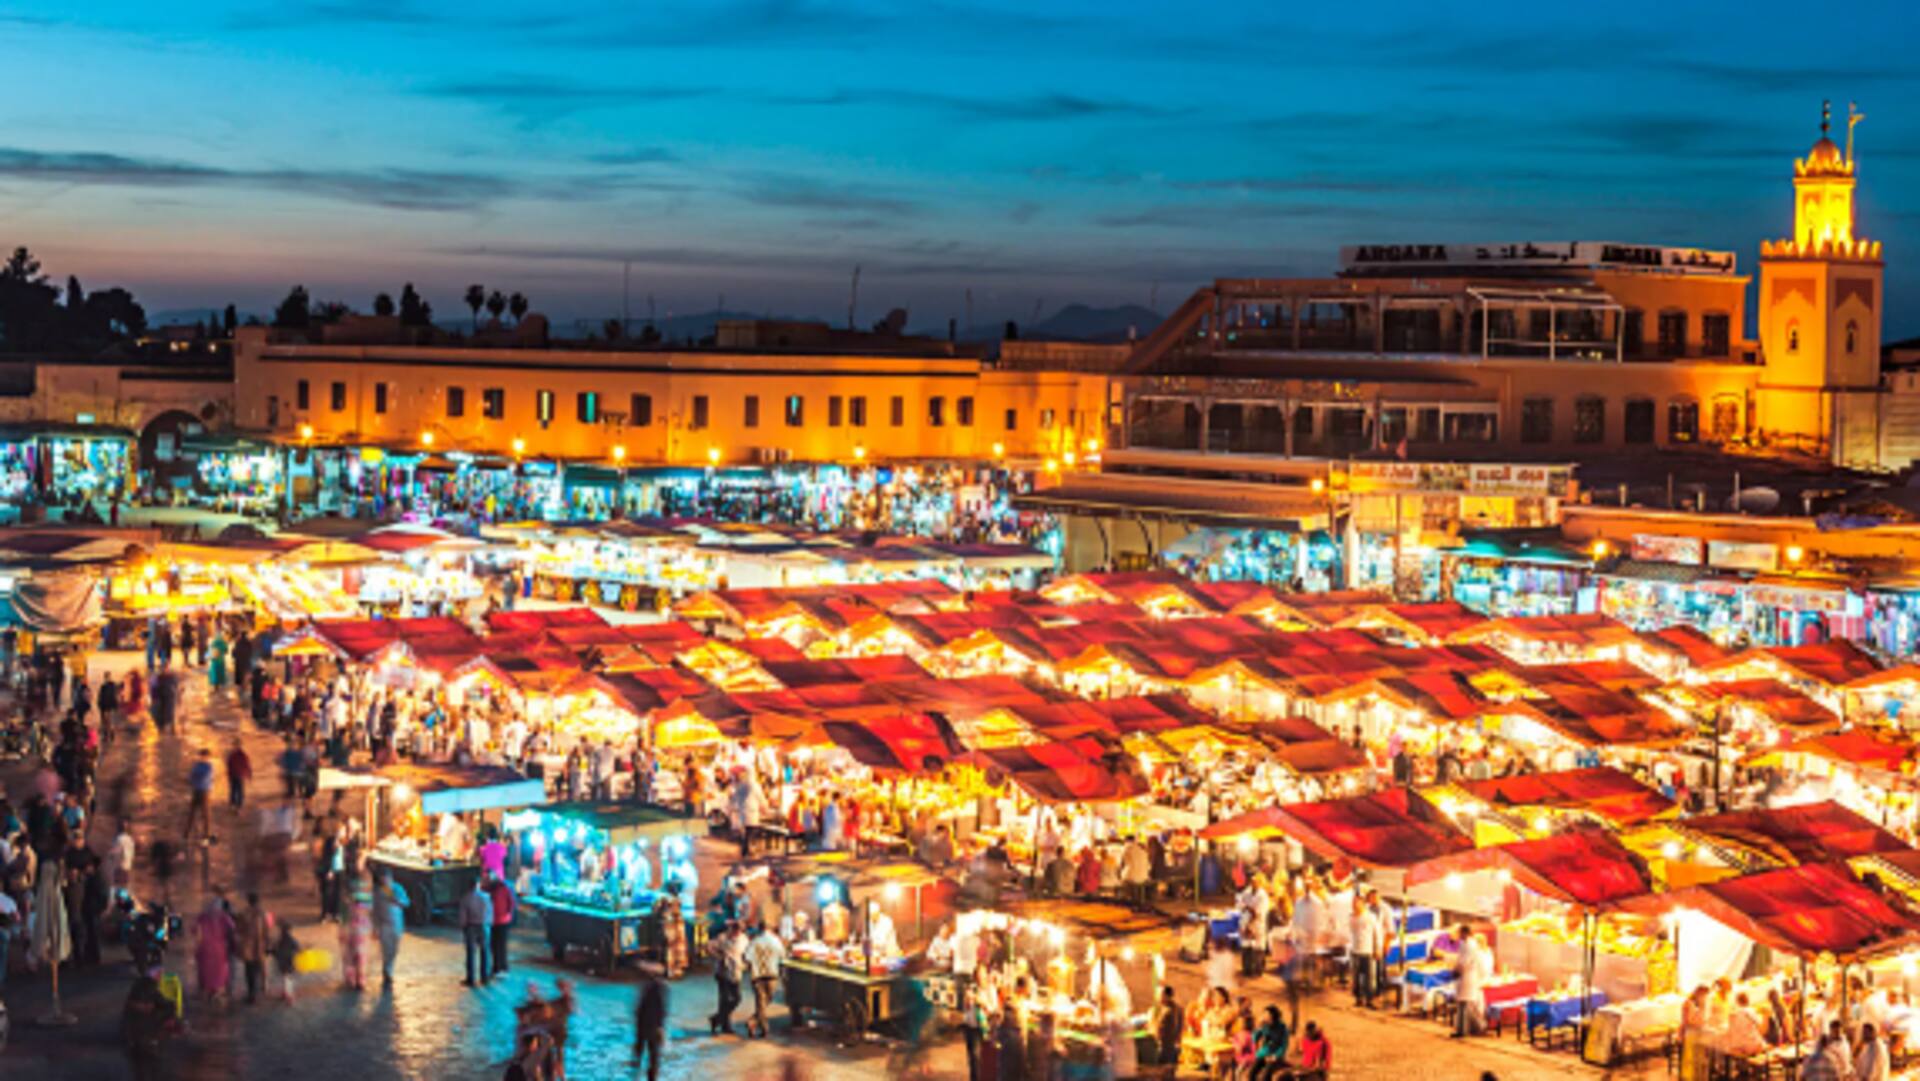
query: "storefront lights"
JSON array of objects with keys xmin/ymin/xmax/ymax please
[
  {"xmin": 991, "ymin": 442, "xmax": 1005, "ymax": 457},
  {"xmin": 1785, "ymin": 545, "xmax": 1805, "ymax": 564},
  {"xmin": 1085, "ymin": 438, "xmax": 1101, "ymax": 453},
  {"xmin": 299, "ymin": 424, "xmax": 314, "ymax": 441},
  {"xmin": 707, "ymin": 447, "xmax": 721, "ymax": 465},
  {"xmin": 612, "ymin": 445, "xmax": 627, "ymax": 463},
  {"xmin": 853, "ymin": 444, "xmax": 867, "ymax": 461},
  {"xmin": 1310, "ymin": 477, "xmax": 1325, "ymax": 493},
  {"xmin": 512, "ymin": 438, "xmax": 526, "ymax": 457},
  {"xmin": 420, "ymin": 432, "xmax": 435, "ymax": 448},
  {"xmin": 1590, "ymin": 539, "xmax": 1611, "ymax": 559}
]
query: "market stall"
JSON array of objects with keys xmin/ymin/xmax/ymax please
[
  {"xmin": 349, "ymin": 763, "xmax": 545, "ymax": 924},
  {"xmin": 518, "ymin": 802, "xmax": 700, "ymax": 973}
]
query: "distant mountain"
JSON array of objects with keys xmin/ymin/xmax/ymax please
[
  {"xmin": 1030, "ymin": 303, "xmax": 1162, "ymax": 342},
  {"xmin": 150, "ymin": 307, "xmax": 253, "ymax": 328},
  {"xmin": 937, "ymin": 303, "xmax": 1163, "ymax": 344}
]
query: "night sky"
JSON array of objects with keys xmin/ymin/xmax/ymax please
[{"xmin": 6, "ymin": 1, "xmax": 1919, "ymax": 336}]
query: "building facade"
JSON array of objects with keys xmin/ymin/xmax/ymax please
[
  {"xmin": 231, "ymin": 328, "xmax": 1107, "ymax": 467},
  {"xmin": 1110, "ymin": 107, "xmax": 1889, "ymax": 470}
]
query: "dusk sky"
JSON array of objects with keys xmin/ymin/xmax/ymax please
[{"xmin": 6, "ymin": 1, "xmax": 1919, "ymax": 335}]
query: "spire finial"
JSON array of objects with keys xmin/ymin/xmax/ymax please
[
  {"xmin": 1847, "ymin": 102, "xmax": 1865, "ymax": 165},
  {"xmin": 1821, "ymin": 99, "xmax": 1831, "ymax": 136}
]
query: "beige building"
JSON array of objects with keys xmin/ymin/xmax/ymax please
[{"xmin": 231, "ymin": 326, "xmax": 1106, "ymax": 466}]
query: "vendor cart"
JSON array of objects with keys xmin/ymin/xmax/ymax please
[
  {"xmin": 520, "ymin": 802, "xmax": 700, "ymax": 974},
  {"xmin": 780, "ymin": 957, "xmax": 915, "ymax": 1034}
]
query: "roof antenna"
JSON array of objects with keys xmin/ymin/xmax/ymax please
[{"xmin": 1847, "ymin": 102, "xmax": 1865, "ymax": 165}]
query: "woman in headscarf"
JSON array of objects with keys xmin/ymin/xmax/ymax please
[
  {"xmin": 338, "ymin": 877, "xmax": 371, "ymax": 990},
  {"xmin": 208, "ymin": 628, "xmax": 229, "ymax": 691},
  {"xmin": 193, "ymin": 894, "xmax": 235, "ymax": 1002}
]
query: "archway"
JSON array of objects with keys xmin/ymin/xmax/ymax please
[{"xmin": 139, "ymin": 408, "xmax": 208, "ymax": 485}]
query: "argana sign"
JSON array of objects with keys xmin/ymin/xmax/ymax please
[{"xmin": 1339, "ymin": 241, "xmax": 1736, "ymax": 277}]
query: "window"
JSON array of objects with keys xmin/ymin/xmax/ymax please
[
  {"xmin": 296, "ymin": 380, "xmax": 310, "ymax": 410},
  {"xmin": 1520, "ymin": 398, "xmax": 1553, "ymax": 444},
  {"xmin": 1004, "ymin": 408, "xmax": 1018, "ymax": 431},
  {"xmin": 743, "ymin": 395, "xmax": 760, "ymax": 429},
  {"xmin": 267, "ymin": 395, "xmax": 280, "ymax": 428},
  {"xmin": 1623, "ymin": 398, "xmax": 1654, "ymax": 444},
  {"xmin": 374, "ymin": 383, "xmax": 389, "ymax": 415},
  {"xmin": 957, "ymin": 396, "xmax": 974, "ymax": 426},
  {"xmin": 1668, "ymin": 398, "xmax": 1699, "ymax": 443},
  {"xmin": 691, "ymin": 395, "xmax": 709, "ymax": 430},
  {"xmin": 928, "ymin": 396, "xmax": 945, "ymax": 427},
  {"xmin": 1656, "ymin": 311, "xmax": 1687, "ymax": 357},
  {"xmin": 1847, "ymin": 320, "xmax": 1859, "ymax": 354},
  {"xmin": 849, "ymin": 396, "xmax": 867, "ymax": 427},
  {"xmin": 1379, "ymin": 407, "xmax": 1407, "ymax": 446},
  {"xmin": 890, "ymin": 396, "xmax": 904, "ymax": 427},
  {"xmin": 576, "ymin": 391, "xmax": 598, "ymax": 424},
  {"xmin": 1703, "ymin": 313, "xmax": 1731, "ymax": 356},
  {"xmin": 482, "ymin": 388, "xmax": 504, "ymax": 419},
  {"xmin": 828, "ymin": 396, "xmax": 843, "ymax": 427},
  {"xmin": 1413, "ymin": 407, "xmax": 1439, "ymax": 443},
  {"xmin": 1039, "ymin": 408, "xmax": 1056, "ymax": 429},
  {"xmin": 1444, "ymin": 410, "xmax": 1497, "ymax": 443},
  {"xmin": 447, "ymin": 386, "xmax": 465, "ymax": 418},
  {"xmin": 1573, "ymin": 397, "xmax": 1605, "ymax": 444},
  {"xmin": 1622, "ymin": 309, "xmax": 1644, "ymax": 357},
  {"xmin": 785, "ymin": 395, "xmax": 804, "ymax": 427},
  {"xmin": 1787, "ymin": 322, "xmax": 1801, "ymax": 353},
  {"xmin": 330, "ymin": 382, "xmax": 346, "ymax": 411},
  {"xmin": 629, "ymin": 393, "xmax": 652, "ymax": 427},
  {"xmin": 536, "ymin": 390, "xmax": 554, "ymax": 424},
  {"xmin": 1711, "ymin": 396, "xmax": 1741, "ymax": 441}
]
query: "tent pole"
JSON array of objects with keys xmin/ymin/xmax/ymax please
[{"xmin": 1797, "ymin": 954, "xmax": 1809, "ymax": 1068}]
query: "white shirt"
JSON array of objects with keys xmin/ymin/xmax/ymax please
[
  {"xmin": 113, "ymin": 831, "xmax": 136, "ymax": 873},
  {"xmin": 1458, "ymin": 936, "xmax": 1492, "ymax": 999},
  {"xmin": 1857, "ymin": 1038, "xmax": 1891, "ymax": 1081},
  {"xmin": 1351, "ymin": 904, "xmax": 1383, "ymax": 956}
]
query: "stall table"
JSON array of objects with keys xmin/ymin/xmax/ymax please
[
  {"xmin": 365, "ymin": 851, "xmax": 479, "ymax": 925},
  {"xmin": 781, "ymin": 958, "xmax": 913, "ymax": 1033},
  {"xmin": 1526, "ymin": 990, "xmax": 1606, "ymax": 1050},
  {"xmin": 523, "ymin": 893, "xmax": 666, "ymax": 975}
]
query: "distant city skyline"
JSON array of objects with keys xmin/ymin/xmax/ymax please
[{"xmin": 4, "ymin": 1, "xmax": 1918, "ymax": 336}]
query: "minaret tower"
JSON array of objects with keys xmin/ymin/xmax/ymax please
[{"xmin": 1757, "ymin": 101, "xmax": 1885, "ymax": 467}]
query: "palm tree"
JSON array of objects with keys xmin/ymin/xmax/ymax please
[
  {"xmin": 508, "ymin": 292, "xmax": 528, "ymax": 324},
  {"xmin": 485, "ymin": 290, "xmax": 507, "ymax": 324},
  {"xmin": 464, "ymin": 284, "xmax": 486, "ymax": 331}
]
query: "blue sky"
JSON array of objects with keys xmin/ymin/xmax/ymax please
[{"xmin": 3, "ymin": 1, "xmax": 1918, "ymax": 335}]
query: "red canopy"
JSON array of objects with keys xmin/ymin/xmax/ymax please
[
  {"xmin": 1618, "ymin": 862, "xmax": 1920, "ymax": 961},
  {"xmin": 1759, "ymin": 729, "xmax": 1917, "ymax": 774},
  {"xmin": 818, "ymin": 714, "xmax": 962, "ymax": 774},
  {"xmin": 1407, "ymin": 829, "xmax": 1654, "ymax": 908},
  {"xmin": 1215, "ymin": 789, "xmax": 1472, "ymax": 869},
  {"xmin": 1680, "ymin": 801, "xmax": 1913, "ymax": 865},
  {"xmin": 968, "ymin": 738, "xmax": 1148, "ymax": 804},
  {"xmin": 485, "ymin": 607, "xmax": 610, "ymax": 632},
  {"xmin": 1457, "ymin": 767, "xmax": 1674, "ymax": 826}
]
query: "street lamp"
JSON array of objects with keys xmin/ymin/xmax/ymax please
[
  {"xmin": 853, "ymin": 444, "xmax": 867, "ymax": 462},
  {"xmin": 612, "ymin": 445, "xmax": 627, "ymax": 463},
  {"xmin": 1590, "ymin": 539, "xmax": 1611, "ymax": 560},
  {"xmin": 707, "ymin": 446, "xmax": 721, "ymax": 466},
  {"xmin": 420, "ymin": 431, "xmax": 435, "ymax": 448},
  {"xmin": 511, "ymin": 437, "xmax": 526, "ymax": 459},
  {"xmin": 991, "ymin": 441, "xmax": 1005, "ymax": 458},
  {"xmin": 1785, "ymin": 545, "xmax": 1805, "ymax": 566}
]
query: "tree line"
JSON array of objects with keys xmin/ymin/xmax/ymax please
[
  {"xmin": 270, "ymin": 282, "xmax": 532, "ymax": 332},
  {"xmin": 0, "ymin": 245, "xmax": 153, "ymax": 352}
]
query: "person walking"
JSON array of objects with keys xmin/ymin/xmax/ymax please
[
  {"xmin": 707, "ymin": 921, "xmax": 746, "ymax": 1035},
  {"xmin": 460, "ymin": 877, "xmax": 492, "ymax": 987},
  {"xmin": 192, "ymin": 893, "xmax": 235, "ymax": 1003},
  {"xmin": 185, "ymin": 749, "xmax": 215, "ymax": 842},
  {"xmin": 339, "ymin": 879, "xmax": 371, "ymax": 991},
  {"xmin": 235, "ymin": 892, "xmax": 270, "ymax": 1005},
  {"xmin": 743, "ymin": 921, "xmax": 786, "ymax": 1038},
  {"xmin": 634, "ymin": 964, "xmax": 670, "ymax": 1081},
  {"xmin": 1350, "ymin": 890, "xmax": 1384, "ymax": 1009},
  {"xmin": 208, "ymin": 628, "xmax": 229, "ymax": 691},
  {"xmin": 225, "ymin": 743, "xmax": 252, "ymax": 811},
  {"xmin": 486, "ymin": 871, "xmax": 517, "ymax": 979},
  {"xmin": 373, "ymin": 871, "xmax": 409, "ymax": 987}
]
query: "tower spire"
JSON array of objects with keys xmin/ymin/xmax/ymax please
[{"xmin": 1847, "ymin": 102, "xmax": 1864, "ymax": 165}]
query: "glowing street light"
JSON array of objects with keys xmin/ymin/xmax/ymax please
[
  {"xmin": 991, "ymin": 442, "xmax": 1005, "ymax": 458},
  {"xmin": 298, "ymin": 424, "xmax": 314, "ymax": 441},
  {"xmin": 511, "ymin": 437, "xmax": 526, "ymax": 458},
  {"xmin": 1310, "ymin": 477, "xmax": 1325, "ymax": 494},
  {"xmin": 707, "ymin": 446, "xmax": 721, "ymax": 466},
  {"xmin": 420, "ymin": 431, "xmax": 435, "ymax": 448},
  {"xmin": 612, "ymin": 445, "xmax": 627, "ymax": 463},
  {"xmin": 1785, "ymin": 544, "xmax": 1806, "ymax": 565},
  {"xmin": 1591, "ymin": 539, "xmax": 1611, "ymax": 560},
  {"xmin": 1085, "ymin": 437, "xmax": 1101, "ymax": 453},
  {"xmin": 853, "ymin": 444, "xmax": 867, "ymax": 462}
]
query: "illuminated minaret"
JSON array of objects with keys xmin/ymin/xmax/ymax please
[{"xmin": 1757, "ymin": 101, "xmax": 1885, "ymax": 467}]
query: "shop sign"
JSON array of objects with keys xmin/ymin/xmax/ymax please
[
  {"xmin": 1749, "ymin": 583, "xmax": 1850, "ymax": 613},
  {"xmin": 1707, "ymin": 540, "xmax": 1779, "ymax": 573},
  {"xmin": 1339, "ymin": 240, "xmax": 1736, "ymax": 276},
  {"xmin": 1350, "ymin": 460, "xmax": 1563, "ymax": 496},
  {"xmin": 1631, "ymin": 533, "xmax": 1705, "ymax": 565}
]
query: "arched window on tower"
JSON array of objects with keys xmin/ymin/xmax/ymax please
[
  {"xmin": 1846, "ymin": 321, "xmax": 1859, "ymax": 354},
  {"xmin": 1787, "ymin": 321, "xmax": 1801, "ymax": 354}
]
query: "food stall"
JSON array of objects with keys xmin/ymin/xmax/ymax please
[
  {"xmin": 518, "ymin": 802, "xmax": 700, "ymax": 974},
  {"xmin": 350, "ymin": 763, "xmax": 546, "ymax": 924},
  {"xmin": 780, "ymin": 862, "xmax": 925, "ymax": 1033}
]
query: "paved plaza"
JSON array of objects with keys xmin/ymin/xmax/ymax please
[{"xmin": 0, "ymin": 652, "xmax": 1646, "ymax": 1080}]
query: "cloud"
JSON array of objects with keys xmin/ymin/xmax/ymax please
[
  {"xmin": 1670, "ymin": 60, "xmax": 1919, "ymax": 94},
  {"xmin": 418, "ymin": 76, "xmax": 718, "ymax": 123},
  {"xmin": 225, "ymin": 1, "xmax": 453, "ymax": 31},
  {"xmin": 1091, "ymin": 202, "xmax": 1326, "ymax": 230},
  {"xmin": 731, "ymin": 172, "xmax": 918, "ymax": 216},
  {"xmin": 0, "ymin": 146, "xmax": 529, "ymax": 212},
  {"xmin": 583, "ymin": 147, "xmax": 679, "ymax": 166},
  {"xmin": 775, "ymin": 87, "xmax": 1178, "ymax": 122},
  {"xmin": 1170, "ymin": 175, "xmax": 1426, "ymax": 196}
]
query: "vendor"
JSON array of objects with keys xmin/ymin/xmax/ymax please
[
  {"xmin": 437, "ymin": 810, "xmax": 473, "ymax": 860},
  {"xmin": 867, "ymin": 901, "xmax": 900, "ymax": 959}
]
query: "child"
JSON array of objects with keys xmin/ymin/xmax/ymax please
[{"xmin": 271, "ymin": 921, "xmax": 301, "ymax": 1002}]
